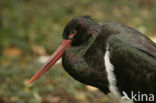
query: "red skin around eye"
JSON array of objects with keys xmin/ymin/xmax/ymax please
[{"xmin": 69, "ymin": 30, "xmax": 77, "ymax": 39}]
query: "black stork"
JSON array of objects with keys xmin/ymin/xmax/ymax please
[{"xmin": 27, "ymin": 16, "xmax": 156, "ymax": 103}]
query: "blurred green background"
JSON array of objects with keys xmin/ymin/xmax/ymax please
[{"xmin": 0, "ymin": 0, "xmax": 156, "ymax": 103}]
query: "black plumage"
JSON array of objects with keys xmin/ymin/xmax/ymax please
[
  {"xmin": 28, "ymin": 16, "xmax": 156, "ymax": 103},
  {"xmin": 62, "ymin": 16, "xmax": 156, "ymax": 101}
]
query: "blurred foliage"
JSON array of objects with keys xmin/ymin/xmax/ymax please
[{"xmin": 0, "ymin": 0, "xmax": 156, "ymax": 103}]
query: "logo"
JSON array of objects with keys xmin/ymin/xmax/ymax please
[{"xmin": 121, "ymin": 91, "xmax": 155, "ymax": 102}]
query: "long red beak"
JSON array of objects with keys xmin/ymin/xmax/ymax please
[{"xmin": 27, "ymin": 39, "xmax": 72, "ymax": 85}]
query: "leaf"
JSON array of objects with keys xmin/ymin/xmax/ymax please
[
  {"xmin": 151, "ymin": 36, "xmax": 156, "ymax": 42},
  {"xmin": 32, "ymin": 45, "xmax": 46, "ymax": 55},
  {"xmin": 2, "ymin": 47, "xmax": 22, "ymax": 57},
  {"xmin": 86, "ymin": 86, "xmax": 98, "ymax": 92}
]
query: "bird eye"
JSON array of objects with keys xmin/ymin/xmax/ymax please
[
  {"xmin": 69, "ymin": 29, "xmax": 77, "ymax": 39},
  {"xmin": 71, "ymin": 29, "xmax": 76, "ymax": 34}
]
